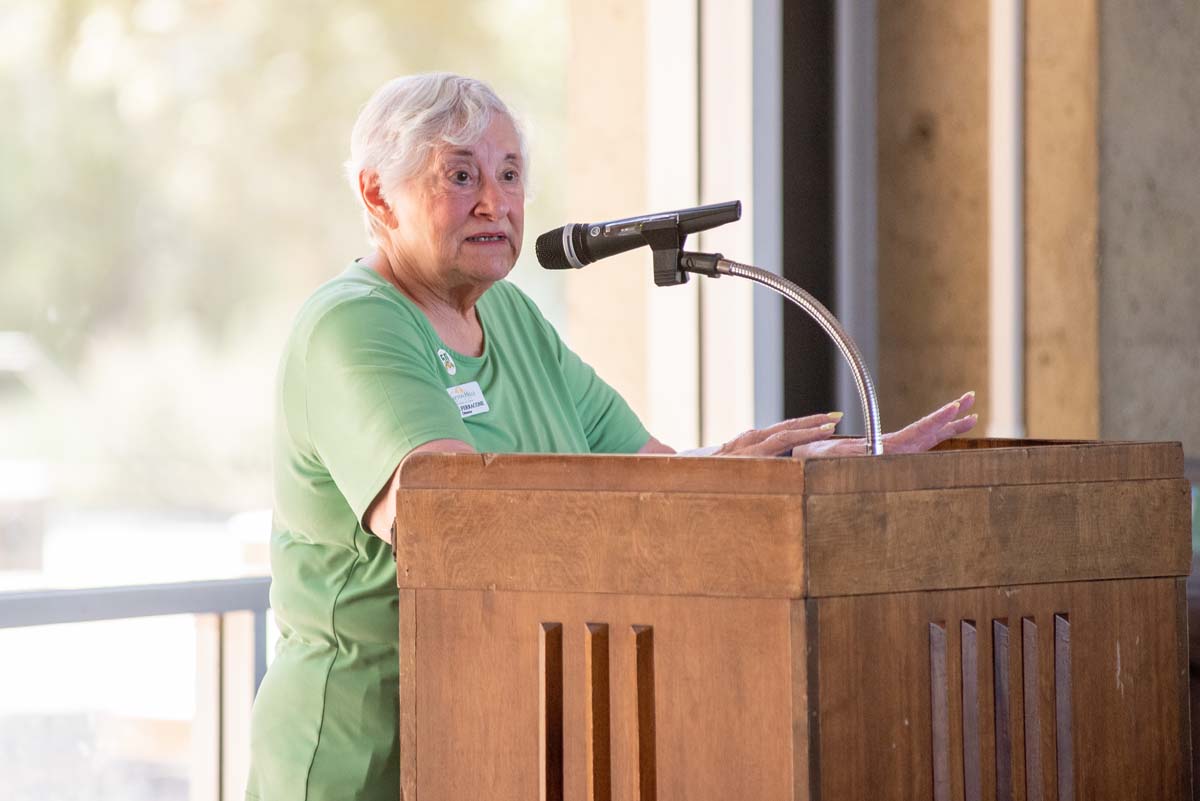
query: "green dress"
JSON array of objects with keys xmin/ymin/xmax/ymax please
[{"xmin": 245, "ymin": 263, "xmax": 649, "ymax": 801}]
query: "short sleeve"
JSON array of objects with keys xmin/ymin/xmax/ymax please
[
  {"xmin": 557, "ymin": 345, "xmax": 650, "ymax": 453},
  {"xmin": 509, "ymin": 287, "xmax": 649, "ymax": 454},
  {"xmin": 304, "ymin": 295, "xmax": 471, "ymax": 522}
]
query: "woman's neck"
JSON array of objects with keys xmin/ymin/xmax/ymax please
[{"xmin": 363, "ymin": 250, "xmax": 486, "ymax": 357}]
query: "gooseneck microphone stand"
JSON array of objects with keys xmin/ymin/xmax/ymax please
[{"xmin": 637, "ymin": 216, "xmax": 883, "ymax": 456}]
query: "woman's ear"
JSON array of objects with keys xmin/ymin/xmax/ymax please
[{"xmin": 359, "ymin": 170, "xmax": 398, "ymax": 230}]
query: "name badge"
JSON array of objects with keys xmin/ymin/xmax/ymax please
[{"xmin": 447, "ymin": 381, "xmax": 490, "ymax": 419}]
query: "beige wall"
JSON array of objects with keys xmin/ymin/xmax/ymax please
[
  {"xmin": 563, "ymin": 0, "xmax": 650, "ymax": 419},
  {"xmin": 560, "ymin": 0, "xmax": 752, "ymax": 450}
]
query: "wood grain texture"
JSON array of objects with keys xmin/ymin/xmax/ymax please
[
  {"xmin": 792, "ymin": 600, "xmax": 815, "ymax": 801},
  {"xmin": 585, "ymin": 623, "xmax": 612, "ymax": 801},
  {"xmin": 396, "ymin": 490, "xmax": 805, "ymax": 598},
  {"xmin": 397, "ymin": 441, "xmax": 1183, "ymax": 498},
  {"xmin": 398, "ymin": 589, "xmax": 417, "ymax": 801},
  {"xmin": 806, "ymin": 440, "xmax": 1183, "ymax": 494},
  {"xmin": 805, "ymin": 478, "xmax": 1192, "ymax": 597},
  {"xmin": 633, "ymin": 626, "xmax": 657, "ymax": 801},
  {"xmin": 406, "ymin": 590, "xmax": 795, "ymax": 801},
  {"xmin": 398, "ymin": 451, "xmax": 806, "ymax": 494},
  {"xmin": 813, "ymin": 578, "xmax": 1189, "ymax": 801},
  {"xmin": 395, "ymin": 443, "xmax": 1192, "ymax": 798}
]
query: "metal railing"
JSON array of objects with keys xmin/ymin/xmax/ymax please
[
  {"xmin": 0, "ymin": 576, "xmax": 272, "ymax": 689},
  {"xmin": 0, "ymin": 575, "xmax": 272, "ymax": 800}
]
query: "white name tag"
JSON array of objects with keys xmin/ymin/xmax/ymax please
[{"xmin": 447, "ymin": 381, "xmax": 490, "ymax": 419}]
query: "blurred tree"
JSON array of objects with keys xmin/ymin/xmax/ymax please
[{"xmin": 0, "ymin": 0, "xmax": 568, "ymax": 511}]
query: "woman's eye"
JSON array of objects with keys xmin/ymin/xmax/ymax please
[
  {"xmin": 502, "ymin": 169, "xmax": 519, "ymax": 182},
  {"xmin": 451, "ymin": 170, "xmax": 471, "ymax": 184}
]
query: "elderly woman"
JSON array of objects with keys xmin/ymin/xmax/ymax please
[{"xmin": 246, "ymin": 73, "xmax": 975, "ymax": 801}]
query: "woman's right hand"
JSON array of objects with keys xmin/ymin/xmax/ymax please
[{"xmin": 712, "ymin": 412, "xmax": 844, "ymax": 457}]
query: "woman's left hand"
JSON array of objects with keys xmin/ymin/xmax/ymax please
[{"xmin": 791, "ymin": 391, "xmax": 978, "ymax": 458}]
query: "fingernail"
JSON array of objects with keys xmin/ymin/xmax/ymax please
[
  {"xmin": 828, "ymin": 411, "xmax": 844, "ymax": 421},
  {"xmin": 820, "ymin": 422, "xmax": 836, "ymax": 431},
  {"xmin": 948, "ymin": 401, "xmax": 960, "ymax": 413},
  {"xmin": 964, "ymin": 391, "xmax": 976, "ymax": 400}
]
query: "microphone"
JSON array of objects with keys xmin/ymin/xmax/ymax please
[{"xmin": 535, "ymin": 200, "xmax": 741, "ymax": 270}]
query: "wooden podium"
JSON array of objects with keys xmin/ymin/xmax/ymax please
[{"xmin": 394, "ymin": 440, "xmax": 1192, "ymax": 801}]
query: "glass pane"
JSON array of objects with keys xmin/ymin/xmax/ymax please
[
  {"xmin": 0, "ymin": 615, "xmax": 204, "ymax": 801},
  {"xmin": 0, "ymin": 1, "xmax": 568, "ymax": 591}
]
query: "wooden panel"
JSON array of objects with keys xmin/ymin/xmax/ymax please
[
  {"xmin": 407, "ymin": 590, "xmax": 796, "ymax": 801},
  {"xmin": 791, "ymin": 601, "xmax": 815, "ymax": 801},
  {"xmin": 398, "ymin": 590, "xmax": 418, "ymax": 801},
  {"xmin": 805, "ymin": 478, "xmax": 1191, "ymax": 596},
  {"xmin": 813, "ymin": 578, "xmax": 1190, "ymax": 801},
  {"xmin": 805, "ymin": 441, "xmax": 1183, "ymax": 494},
  {"xmin": 1025, "ymin": 0, "xmax": 1100, "ymax": 439},
  {"xmin": 396, "ymin": 490, "xmax": 805, "ymax": 598},
  {"xmin": 397, "ymin": 442, "xmax": 1183, "ymax": 500},
  {"xmin": 398, "ymin": 451, "xmax": 806, "ymax": 495}
]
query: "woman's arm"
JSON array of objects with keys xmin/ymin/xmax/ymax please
[{"xmin": 363, "ymin": 438, "xmax": 475, "ymax": 543}]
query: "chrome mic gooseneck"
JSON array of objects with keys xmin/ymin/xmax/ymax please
[
  {"xmin": 535, "ymin": 202, "xmax": 883, "ymax": 455},
  {"xmin": 696, "ymin": 256, "xmax": 883, "ymax": 455},
  {"xmin": 680, "ymin": 254, "xmax": 882, "ymax": 455}
]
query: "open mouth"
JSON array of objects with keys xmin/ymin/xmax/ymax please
[{"xmin": 466, "ymin": 234, "xmax": 507, "ymax": 243}]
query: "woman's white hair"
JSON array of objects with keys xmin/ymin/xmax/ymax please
[{"xmin": 345, "ymin": 73, "xmax": 527, "ymax": 247}]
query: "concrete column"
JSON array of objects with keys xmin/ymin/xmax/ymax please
[
  {"xmin": 876, "ymin": 2, "xmax": 990, "ymax": 430},
  {"xmin": 1024, "ymin": 0, "xmax": 1100, "ymax": 439},
  {"xmin": 1098, "ymin": 1, "xmax": 1200, "ymax": 457}
]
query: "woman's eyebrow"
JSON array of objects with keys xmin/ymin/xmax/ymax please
[{"xmin": 439, "ymin": 148, "xmax": 521, "ymax": 165}]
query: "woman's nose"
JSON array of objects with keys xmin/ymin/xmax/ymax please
[{"xmin": 473, "ymin": 175, "xmax": 509, "ymax": 219}]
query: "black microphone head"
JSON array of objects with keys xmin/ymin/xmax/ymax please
[
  {"xmin": 535, "ymin": 224, "xmax": 589, "ymax": 270},
  {"xmin": 535, "ymin": 227, "xmax": 570, "ymax": 269}
]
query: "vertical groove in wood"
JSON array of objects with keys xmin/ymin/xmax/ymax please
[
  {"xmin": 805, "ymin": 599, "xmax": 822, "ymax": 801},
  {"xmin": 993, "ymin": 619, "xmax": 1013, "ymax": 801},
  {"xmin": 1022, "ymin": 618, "xmax": 1042, "ymax": 801},
  {"xmin": 540, "ymin": 622, "xmax": 564, "ymax": 801},
  {"xmin": 962, "ymin": 620, "xmax": 982, "ymax": 801},
  {"xmin": 1054, "ymin": 614, "xmax": 1074, "ymax": 801},
  {"xmin": 929, "ymin": 622, "xmax": 951, "ymax": 801},
  {"xmin": 585, "ymin": 623, "xmax": 612, "ymax": 801},
  {"xmin": 633, "ymin": 625, "xmax": 657, "ymax": 801}
]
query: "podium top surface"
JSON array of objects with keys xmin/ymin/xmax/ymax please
[
  {"xmin": 397, "ymin": 438, "xmax": 1183, "ymax": 496},
  {"xmin": 395, "ymin": 440, "xmax": 1192, "ymax": 599}
]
